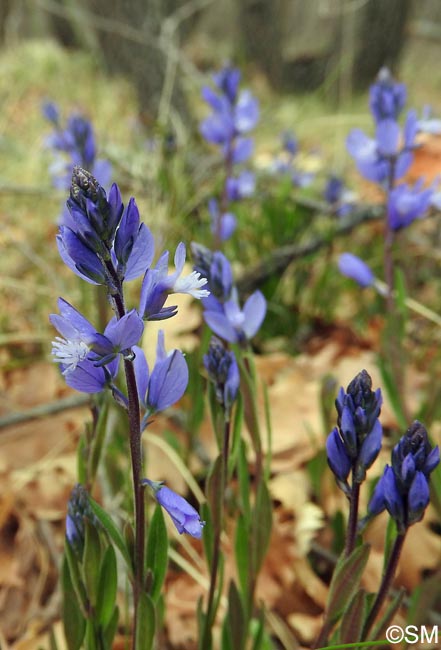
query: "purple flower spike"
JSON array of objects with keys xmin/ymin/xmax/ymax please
[
  {"xmin": 338, "ymin": 253, "xmax": 374, "ymax": 288},
  {"xmin": 143, "ymin": 480, "xmax": 204, "ymax": 538},
  {"xmin": 369, "ymin": 68, "xmax": 407, "ymax": 123}
]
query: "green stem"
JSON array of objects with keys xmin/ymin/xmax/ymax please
[{"xmin": 201, "ymin": 418, "xmax": 231, "ymax": 650}]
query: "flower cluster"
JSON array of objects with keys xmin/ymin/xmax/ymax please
[
  {"xmin": 326, "ymin": 370, "xmax": 383, "ymax": 490},
  {"xmin": 346, "ymin": 68, "xmax": 434, "ymax": 227},
  {"xmin": 368, "ymin": 421, "xmax": 439, "ymax": 531},
  {"xmin": 324, "ymin": 175, "xmax": 356, "ymax": 217},
  {"xmin": 271, "ymin": 131, "xmax": 315, "ymax": 188},
  {"xmin": 192, "ymin": 243, "xmax": 266, "ymax": 346},
  {"xmin": 339, "ymin": 69, "xmax": 435, "ymax": 287},
  {"xmin": 52, "ymin": 167, "xmax": 207, "ymax": 540},
  {"xmin": 43, "ymin": 101, "xmax": 112, "ymax": 195},
  {"xmin": 200, "ymin": 66, "xmax": 259, "ymax": 241}
]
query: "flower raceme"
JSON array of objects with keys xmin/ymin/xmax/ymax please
[
  {"xmin": 200, "ymin": 65, "xmax": 259, "ymax": 241},
  {"xmin": 43, "ymin": 101, "xmax": 112, "ymax": 193},
  {"xmin": 368, "ymin": 421, "xmax": 439, "ymax": 531},
  {"xmin": 326, "ymin": 370, "xmax": 383, "ymax": 489}
]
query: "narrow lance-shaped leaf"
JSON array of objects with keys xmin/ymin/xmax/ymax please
[
  {"xmin": 135, "ymin": 592, "xmax": 155, "ymax": 650},
  {"xmin": 146, "ymin": 504, "xmax": 169, "ymax": 603},
  {"xmin": 62, "ymin": 555, "xmax": 86, "ymax": 650},
  {"xmin": 227, "ymin": 580, "xmax": 245, "ymax": 650},
  {"xmin": 83, "ymin": 518, "xmax": 102, "ymax": 607},
  {"xmin": 251, "ymin": 479, "xmax": 272, "ymax": 576},
  {"xmin": 326, "ymin": 543, "xmax": 371, "ymax": 625},
  {"xmin": 96, "ymin": 544, "xmax": 118, "ymax": 628},
  {"xmin": 338, "ymin": 588, "xmax": 368, "ymax": 643},
  {"xmin": 206, "ymin": 454, "xmax": 223, "ymax": 530},
  {"xmin": 88, "ymin": 497, "xmax": 133, "ymax": 576}
]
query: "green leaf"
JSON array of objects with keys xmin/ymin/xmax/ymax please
[
  {"xmin": 96, "ymin": 545, "xmax": 117, "ymax": 628},
  {"xmin": 326, "ymin": 544, "xmax": 370, "ymax": 625},
  {"xmin": 61, "ymin": 555, "xmax": 86, "ymax": 650},
  {"xmin": 84, "ymin": 619, "xmax": 97, "ymax": 650},
  {"xmin": 64, "ymin": 542, "xmax": 88, "ymax": 616},
  {"xmin": 338, "ymin": 588, "xmax": 367, "ymax": 643},
  {"xmin": 89, "ymin": 397, "xmax": 109, "ymax": 484},
  {"xmin": 227, "ymin": 581, "xmax": 245, "ymax": 650},
  {"xmin": 201, "ymin": 503, "xmax": 214, "ymax": 568},
  {"xmin": 83, "ymin": 519, "xmax": 102, "ymax": 607},
  {"xmin": 77, "ymin": 434, "xmax": 87, "ymax": 486},
  {"xmin": 146, "ymin": 504, "xmax": 169, "ymax": 602},
  {"xmin": 135, "ymin": 592, "xmax": 156, "ymax": 650},
  {"xmin": 206, "ymin": 454, "xmax": 223, "ymax": 529},
  {"xmin": 237, "ymin": 440, "xmax": 251, "ymax": 520},
  {"xmin": 103, "ymin": 605, "xmax": 119, "ymax": 649},
  {"xmin": 251, "ymin": 480, "xmax": 273, "ymax": 575},
  {"xmin": 235, "ymin": 514, "xmax": 250, "ymax": 607},
  {"xmin": 221, "ymin": 616, "xmax": 233, "ymax": 650},
  {"xmin": 228, "ymin": 394, "xmax": 244, "ymax": 480},
  {"xmin": 88, "ymin": 497, "xmax": 133, "ymax": 576}
]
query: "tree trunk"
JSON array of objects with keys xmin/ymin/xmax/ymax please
[{"xmin": 353, "ymin": 0, "xmax": 412, "ymax": 88}]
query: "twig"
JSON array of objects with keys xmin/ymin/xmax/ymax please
[
  {"xmin": 237, "ymin": 203, "xmax": 383, "ymax": 294},
  {"xmin": 0, "ymin": 394, "xmax": 90, "ymax": 430}
]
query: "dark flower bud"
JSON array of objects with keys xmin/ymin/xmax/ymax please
[
  {"xmin": 203, "ymin": 336, "xmax": 239, "ymax": 415},
  {"xmin": 369, "ymin": 67, "xmax": 407, "ymax": 123},
  {"xmin": 326, "ymin": 427, "xmax": 351, "ymax": 484},
  {"xmin": 69, "ymin": 166, "xmax": 121, "ymax": 246},
  {"xmin": 191, "ymin": 242, "xmax": 213, "ymax": 281},
  {"xmin": 209, "ymin": 252, "xmax": 234, "ymax": 301},
  {"xmin": 66, "ymin": 483, "xmax": 97, "ymax": 556}
]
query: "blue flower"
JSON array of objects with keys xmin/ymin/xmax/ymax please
[
  {"xmin": 208, "ymin": 199, "xmax": 237, "ymax": 242},
  {"xmin": 139, "ymin": 242, "xmax": 209, "ymax": 321},
  {"xmin": 143, "ymin": 479, "xmax": 204, "ymax": 538},
  {"xmin": 346, "ymin": 111, "xmax": 416, "ymax": 185},
  {"xmin": 133, "ymin": 331, "xmax": 188, "ymax": 417},
  {"xmin": 204, "ymin": 290, "xmax": 267, "ymax": 345},
  {"xmin": 50, "ymin": 298, "xmax": 143, "ymax": 390},
  {"xmin": 387, "ymin": 180, "xmax": 434, "ymax": 230},
  {"xmin": 338, "ymin": 253, "xmax": 374, "ymax": 288}
]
